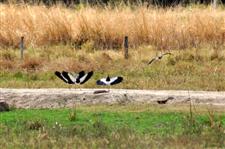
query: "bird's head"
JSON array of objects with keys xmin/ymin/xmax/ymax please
[{"xmin": 106, "ymin": 76, "xmax": 110, "ymax": 81}]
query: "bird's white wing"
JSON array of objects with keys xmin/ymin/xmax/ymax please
[
  {"xmin": 101, "ymin": 78, "xmax": 111, "ymax": 85},
  {"xmin": 68, "ymin": 73, "xmax": 77, "ymax": 83},
  {"xmin": 79, "ymin": 71, "xmax": 93, "ymax": 84},
  {"xmin": 97, "ymin": 76, "xmax": 123, "ymax": 85},
  {"xmin": 98, "ymin": 78, "xmax": 111, "ymax": 85},
  {"xmin": 79, "ymin": 73, "xmax": 88, "ymax": 83},
  {"xmin": 108, "ymin": 77, "xmax": 118, "ymax": 84},
  {"xmin": 163, "ymin": 52, "xmax": 172, "ymax": 56}
]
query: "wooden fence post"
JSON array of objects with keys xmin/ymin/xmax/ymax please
[
  {"xmin": 19, "ymin": 36, "xmax": 24, "ymax": 60},
  {"xmin": 124, "ymin": 36, "xmax": 129, "ymax": 59},
  {"xmin": 212, "ymin": 0, "xmax": 217, "ymax": 9}
]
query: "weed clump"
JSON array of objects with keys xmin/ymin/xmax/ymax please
[
  {"xmin": 21, "ymin": 57, "xmax": 42, "ymax": 71},
  {"xmin": 25, "ymin": 120, "xmax": 44, "ymax": 130},
  {"xmin": 68, "ymin": 110, "xmax": 77, "ymax": 121},
  {"xmin": 181, "ymin": 103, "xmax": 225, "ymax": 148},
  {"xmin": 92, "ymin": 119, "xmax": 109, "ymax": 137},
  {"xmin": 0, "ymin": 60, "xmax": 14, "ymax": 70}
]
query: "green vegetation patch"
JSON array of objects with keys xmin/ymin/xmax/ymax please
[
  {"xmin": 0, "ymin": 108, "xmax": 184, "ymax": 135},
  {"xmin": 1, "ymin": 105, "xmax": 225, "ymax": 148}
]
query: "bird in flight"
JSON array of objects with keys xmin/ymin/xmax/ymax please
[
  {"xmin": 55, "ymin": 71, "xmax": 93, "ymax": 84},
  {"xmin": 95, "ymin": 75, "xmax": 123, "ymax": 94},
  {"xmin": 148, "ymin": 52, "xmax": 172, "ymax": 65},
  {"xmin": 96, "ymin": 76, "xmax": 123, "ymax": 86}
]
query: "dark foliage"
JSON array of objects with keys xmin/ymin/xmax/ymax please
[{"xmin": 0, "ymin": 0, "xmax": 225, "ymax": 7}]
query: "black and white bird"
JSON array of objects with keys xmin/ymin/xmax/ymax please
[
  {"xmin": 94, "ymin": 76, "xmax": 123, "ymax": 94},
  {"xmin": 148, "ymin": 52, "xmax": 172, "ymax": 65},
  {"xmin": 96, "ymin": 76, "xmax": 123, "ymax": 86},
  {"xmin": 55, "ymin": 71, "xmax": 93, "ymax": 85}
]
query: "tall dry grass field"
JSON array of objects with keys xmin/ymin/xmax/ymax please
[{"xmin": 1, "ymin": 4, "xmax": 225, "ymax": 50}]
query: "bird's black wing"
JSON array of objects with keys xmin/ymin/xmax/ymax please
[
  {"xmin": 75, "ymin": 71, "xmax": 85, "ymax": 83},
  {"xmin": 62, "ymin": 71, "xmax": 75, "ymax": 84},
  {"xmin": 79, "ymin": 71, "xmax": 94, "ymax": 84},
  {"xmin": 110, "ymin": 76, "xmax": 123, "ymax": 85},
  {"xmin": 162, "ymin": 52, "xmax": 172, "ymax": 56},
  {"xmin": 55, "ymin": 71, "xmax": 68, "ymax": 83},
  {"xmin": 96, "ymin": 79, "xmax": 107, "ymax": 85},
  {"xmin": 148, "ymin": 58, "xmax": 156, "ymax": 65}
]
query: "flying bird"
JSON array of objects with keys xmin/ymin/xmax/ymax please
[
  {"xmin": 96, "ymin": 76, "xmax": 123, "ymax": 86},
  {"xmin": 95, "ymin": 76, "xmax": 123, "ymax": 95},
  {"xmin": 55, "ymin": 71, "xmax": 93, "ymax": 85},
  {"xmin": 148, "ymin": 52, "xmax": 172, "ymax": 65}
]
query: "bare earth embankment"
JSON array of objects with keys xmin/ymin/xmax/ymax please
[{"xmin": 1, "ymin": 88, "xmax": 225, "ymax": 108}]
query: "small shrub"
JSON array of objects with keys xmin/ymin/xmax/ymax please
[
  {"xmin": 176, "ymin": 53, "xmax": 195, "ymax": 62},
  {"xmin": 9, "ymin": 104, "xmax": 17, "ymax": 111},
  {"xmin": 181, "ymin": 103, "xmax": 203, "ymax": 136},
  {"xmin": 77, "ymin": 55, "xmax": 91, "ymax": 63},
  {"xmin": 181, "ymin": 104, "xmax": 225, "ymax": 147},
  {"xmin": 210, "ymin": 50, "xmax": 219, "ymax": 61},
  {"xmin": 92, "ymin": 119, "xmax": 108, "ymax": 137},
  {"xmin": 210, "ymin": 50, "xmax": 225, "ymax": 61},
  {"xmin": 68, "ymin": 110, "xmax": 77, "ymax": 121},
  {"xmin": 69, "ymin": 105, "xmax": 77, "ymax": 121},
  {"xmin": 81, "ymin": 41, "xmax": 95, "ymax": 52},
  {"xmin": 53, "ymin": 121, "xmax": 63, "ymax": 130},
  {"xmin": 21, "ymin": 57, "xmax": 42, "ymax": 71},
  {"xmin": 182, "ymin": 114, "xmax": 203, "ymax": 136},
  {"xmin": 25, "ymin": 120, "xmax": 44, "ymax": 130},
  {"xmin": 13, "ymin": 71, "xmax": 24, "ymax": 79},
  {"xmin": 202, "ymin": 111, "xmax": 225, "ymax": 147},
  {"xmin": 175, "ymin": 61, "xmax": 196, "ymax": 74},
  {"xmin": 28, "ymin": 74, "xmax": 39, "ymax": 81},
  {"xmin": 215, "ymin": 84, "xmax": 225, "ymax": 91},
  {"xmin": 71, "ymin": 125, "xmax": 91, "ymax": 138},
  {"xmin": 101, "ymin": 53, "xmax": 112, "ymax": 61},
  {"xmin": 166, "ymin": 57, "xmax": 176, "ymax": 66},
  {"xmin": 0, "ymin": 60, "xmax": 13, "ymax": 70},
  {"xmin": 1, "ymin": 51, "xmax": 16, "ymax": 61}
]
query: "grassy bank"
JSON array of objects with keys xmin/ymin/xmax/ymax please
[
  {"xmin": 1, "ymin": 46, "xmax": 225, "ymax": 90},
  {"xmin": 0, "ymin": 104, "xmax": 225, "ymax": 148}
]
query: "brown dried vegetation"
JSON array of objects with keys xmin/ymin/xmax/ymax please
[{"xmin": 1, "ymin": 5, "xmax": 225, "ymax": 50}]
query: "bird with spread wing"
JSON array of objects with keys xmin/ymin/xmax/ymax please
[
  {"xmin": 96, "ymin": 76, "xmax": 123, "ymax": 86},
  {"xmin": 55, "ymin": 71, "xmax": 93, "ymax": 85},
  {"xmin": 148, "ymin": 52, "xmax": 172, "ymax": 65}
]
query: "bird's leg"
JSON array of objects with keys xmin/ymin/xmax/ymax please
[
  {"xmin": 108, "ymin": 86, "xmax": 111, "ymax": 93},
  {"xmin": 156, "ymin": 52, "xmax": 158, "ymax": 58},
  {"xmin": 109, "ymin": 86, "xmax": 116, "ymax": 102},
  {"xmin": 79, "ymin": 84, "xmax": 81, "ymax": 91},
  {"xmin": 68, "ymin": 84, "xmax": 71, "ymax": 90}
]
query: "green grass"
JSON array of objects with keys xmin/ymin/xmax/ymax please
[
  {"xmin": 1, "ymin": 109, "xmax": 183, "ymax": 134},
  {"xmin": 1, "ymin": 105, "xmax": 225, "ymax": 148}
]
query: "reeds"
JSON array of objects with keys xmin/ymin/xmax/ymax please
[{"xmin": 1, "ymin": 4, "xmax": 225, "ymax": 50}]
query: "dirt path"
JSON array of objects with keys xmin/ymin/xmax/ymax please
[{"xmin": 1, "ymin": 88, "xmax": 225, "ymax": 108}]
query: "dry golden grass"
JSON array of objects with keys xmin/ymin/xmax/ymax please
[{"xmin": 1, "ymin": 4, "xmax": 225, "ymax": 50}]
